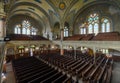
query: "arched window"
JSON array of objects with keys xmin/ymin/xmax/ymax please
[
  {"xmin": 22, "ymin": 27, "xmax": 26, "ymax": 34},
  {"xmin": 88, "ymin": 13, "xmax": 99, "ymax": 35},
  {"xmin": 88, "ymin": 24, "xmax": 92, "ymax": 34},
  {"xmin": 31, "ymin": 27, "xmax": 37, "ymax": 35},
  {"xmin": 101, "ymin": 18, "xmax": 110, "ymax": 32},
  {"xmin": 22, "ymin": 20, "xmax": 30, "ymax": 34},
  {"xmin": 94, "ymin": 23, "xmax": 99, "ymax": 34},
  {"xmin": 64, "ymin": 26, "xmax": 68, "ymax": 37},
  {"xmin": 14, "ymin": 20, "xmax": 37, "ymax": 35},
  {"xmin": 80, "ymin": 28, "xmax": 86, "ymax": 34},
  {"xmin": 26, "ymin": 28, "xmax": 30, "ymax": 35},
  {"xmin": 14, "ymin": 25, "xmax": 21, "ymax": 34},
  {"xmin": 79, "ymin": 13, "xmax": 112, "ymax": 35}
]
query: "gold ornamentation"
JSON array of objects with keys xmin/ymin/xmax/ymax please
[{"xmin": 59, "ymin": 2, "xmax": 66, "ymax": 10}]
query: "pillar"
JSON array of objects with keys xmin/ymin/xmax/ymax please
[
  {"xmin": 0, "ymin": 17, "xmax": 6, "ymax": 38},
  {"xmin": 14, "ymin": 45, "xmax": 17, "ymax": 59},
  {"xmin": 93, "ymin": 47, "xmax": 96, "ymax": 65},
  {"xmin": 28, "ymin": 41, "xmax": 31, "ymax": 56},
  {"xmin": 60, "ymin": 28, "xmax": 64, "ymax": 55},
  {"xmin": 74, "ymin": 45, "xmax": 77, "ymax": 59},
  {"xmin": 0, "ymin": 2, "xmax": 6, "ymax": 82}
]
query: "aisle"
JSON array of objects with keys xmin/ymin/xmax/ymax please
[
  {"xmin": 111, "ymin": 62, "xmax": 120, "ymax": 83},
  {"xmin": 6, "ymin": 62, "xmax": 15, "ymax": 83}
]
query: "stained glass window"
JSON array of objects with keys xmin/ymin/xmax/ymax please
[
  {"xmin": 64, "ymin": 26, "xmax": 68, "ymax": 37},
  {"xmin": 80, "ymin": 13, "xmax": 111, "ymax": 35},
  {"xmin": 88, "ymin": 24, "xmax": 92, "ymax": 34},
  {"xmin": 14, "ymin": 25, "xmax": 21, "ymax": 34},
  {"xmin": 14, "ymin": 20, "xmax": 37, "ymax": 35},
  {"xmin": 80, "ymin": 28, "xmax": 86, "ymax": 34},
  {"xmin": 102, "ymin": 18, "xmax": 110, "ymax": 32},
  {"xmin": 88, "ymin": 13, "xmax": 99, "ymax": 35}
]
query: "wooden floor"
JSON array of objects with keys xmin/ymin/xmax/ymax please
[{"xmin": 4, "ymin": 60, "xmax": 120, "ymax": 83}]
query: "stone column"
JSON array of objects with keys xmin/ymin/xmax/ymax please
[
  {"xmin": 60, "ymin": 28, "xmax": 64, "ymax": 55},
  {"xmin": 0, "ymin": 17, "xmax": 6, "ymax": 38},
  {"xmin": 59, "ymin": 18, "xmax": 64, "ymax": 55},
  {"xmin": 93, "ymin": 47, "xmax": 96, "ymax": 65},
  {"xmin": 74, "ymin": 45, "xmax": 77, "ymax": 59},
  {"xmin": 14, "ymin": 45, "xmax": 17, "ymax": 59}
]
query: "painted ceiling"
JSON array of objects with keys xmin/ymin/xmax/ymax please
[{"xmin": 1, "ymin": 0, "xmax": 120, "ymax": 33}]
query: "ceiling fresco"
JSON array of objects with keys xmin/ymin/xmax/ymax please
[{"xmin": 0, "ymin": 0, "xmax": 120, "ymax": 33}]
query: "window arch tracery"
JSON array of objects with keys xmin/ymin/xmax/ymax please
[
  {"xmin": 14, "ymin": 20, "xmax": 37, "ymax": 35},
  {"xmin": 101, "ymin": 18, "xmax": 111, "ymax": 32},
  {"xmin": 88, "ymin": 13, "xmax": 99, "ymax": 35},
  {"xmin": 80, "ymin": 13, "xmax": 111, "ymax": 35}
]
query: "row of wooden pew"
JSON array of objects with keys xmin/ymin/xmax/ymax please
[
  {"xmin": 63, "ymin": 31, "xmax": 120, "ymax": 41},
  {"xmin": 39, "ymin": 53, "xmax": 113, "ymax": 83},
  {"xmin": 93, "ymin": 32, "xmax": 120, "ymax": 41},
  {"xmin": 12, "ymin": 56, "xmax": 74, "ymax": 83},
  {"xmin": 7, "ymin": 34, "xmax": 48, "ymax": 41}
]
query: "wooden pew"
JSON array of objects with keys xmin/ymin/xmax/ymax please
[
  {"xmin": 41, "ymin": 72, "xmax": 63, "ymax": 83},
  {"xmin": 15, "ymin": 64, "xmax": 47, "ymax": 77},
  {"xmin": 63, "ymin": 60, "xmax": 76, "ymax": 69},
  {"xmin": 27, "ymin": 70, "xmax": 58, "ymax": 83},
  {"xmin": 106, "ymin": 65, "xmax": 112, "ymax": 83},
  {"xmin": 51, "ymin": 74, "xmax": 68, "ymax": 83},
  {"xmin": 70, "ymin": 61, "xmax": 85, "ymax": 74},
  {"xmin": 97, "ymin": 64, "xmax": 107, "ymax": 83},
  {"xmin": 82, "ymin": 64, "xmax": 94, "ymax": 80},
  {"xmin": 88, "ymin": 58, "xmax": 105, "ymax": 81},
  {"xmin": 76, "ymin": 62, "xmax": 89, "ymax": 77},
  {"xmin": 18, "ymin": 66, "xmax": 51, "ymax": 80},
  {"xmin": 62, "ymin": 76, "xmax": 72, "ymax": 83}
]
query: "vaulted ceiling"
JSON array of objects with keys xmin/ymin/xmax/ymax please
[
  {"xmin": 2, "ymin": 0, "xmax": 120, "ymax": 35},
  {"xmin": 6, "ymin": 0, "xmax": 98, "ymax": 26}
]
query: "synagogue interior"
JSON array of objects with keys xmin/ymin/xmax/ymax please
[{"xmin": 0, "ymin": 0, "xmax": 120, "ymax": 83}]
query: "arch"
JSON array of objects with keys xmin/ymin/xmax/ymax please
[
  {"xmin": 9, "ymin": 1, "xmax": 52, "ymax": 29},
  {"xmin": 73, "ymin": 1, "xmax": 119, "ymax": 34},
  {"xmin": 87, "ymin": 12, "xmax": 99, "ymax": 35},
  {"xmin": 64, "ymin": 22, "xmax": 69, "ymax": 37},
  {"xmin": 7, "ymin": 13, "xmax": 44, "ymax": 35},
  {"xmin": 9, "ymin": 1, "xmax": 49, "ymax": 19},
  {"xmin": 14, "ymin": 20, "xmax": 37, "ymax": 35},
  {"xmin": 14, "ymin": 25, "xmax": 21, "ymax": 34},
  {"xmin": 53, "ymin": 22, "xmax": 60, "ymax": 39},
  {"xmin": 7, "ymin": 9, "xmax": 45, "ymax": 30},
  {"xmin": 7, "ymin": 1, "xmax": 51, "ymax": 34},
  {"xmin": 74, "ymin": 0, "xmax": 119, "ymax": 24},
  {"xmin": 54, "ymin": 22, "xmax": 60, "ymax": 28},
  {"xmin": 101, "ymin": 17, "xmax": 111, "ymax": 32}
]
